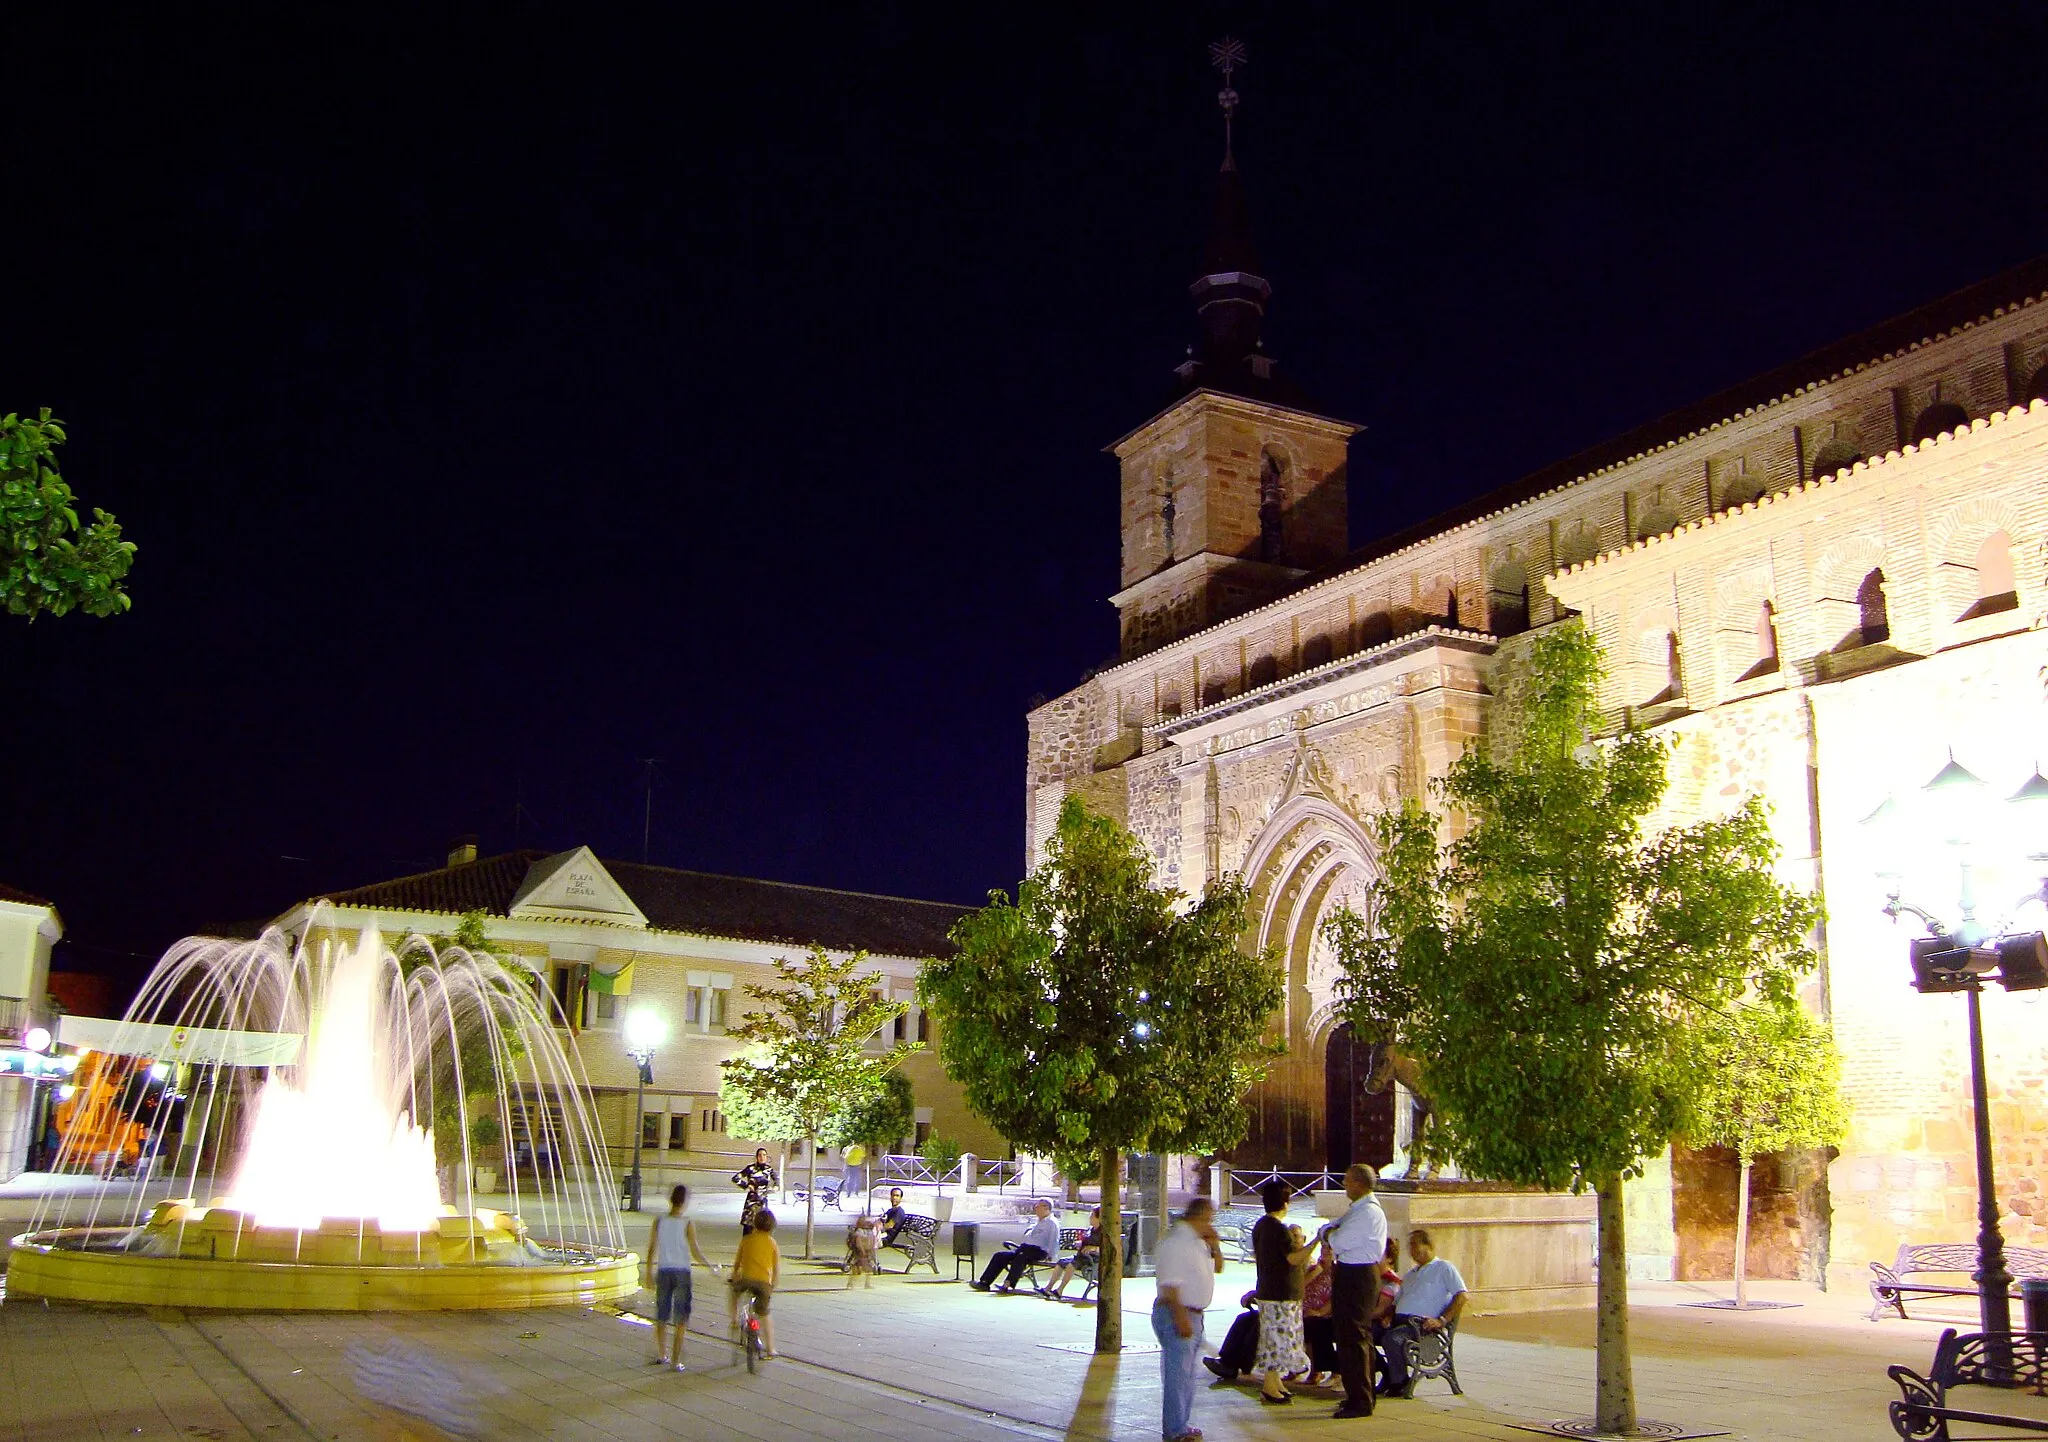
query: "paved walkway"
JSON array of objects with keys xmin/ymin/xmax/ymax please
[{"xmin": 0, "ymin": 1185, "xmax": 1973, "ymax": 1441}]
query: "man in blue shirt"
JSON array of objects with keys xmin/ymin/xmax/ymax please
[{"xmin": 1377, "ymin": 1229, "xmax": 1467, "ymax": 1397}]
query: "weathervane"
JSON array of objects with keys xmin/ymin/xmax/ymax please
[{"xmin": 1208, "ymin": 36, "xmax": 1246, "ymax": 158}]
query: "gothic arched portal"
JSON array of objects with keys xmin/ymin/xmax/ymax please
[{"xmin": 1232, "ymin": 783, "xmax": 1387, "ymax": 1172}]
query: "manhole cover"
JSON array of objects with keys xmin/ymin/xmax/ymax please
[{"xmin": 1507, "ymin": 1419, "xmax": 1730, "ymax": 1441}]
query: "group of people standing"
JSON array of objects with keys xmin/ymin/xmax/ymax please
[{"xmin": 1154, "ymin": 1164, "xmax": 1468, "ymax": 1440}]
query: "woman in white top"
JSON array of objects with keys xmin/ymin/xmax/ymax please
[{"xmin": 644, "ymin": 1184, "xmax": 714, "ymax": 1371}]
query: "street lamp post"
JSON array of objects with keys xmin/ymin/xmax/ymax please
[
  {"xmin": 1872, "ymin": 756, "xmax": 2048, "ymax": 1335},
  {"xmin": 621, "ymin": 1007, "xmax": 668, "ymax": 1213}
]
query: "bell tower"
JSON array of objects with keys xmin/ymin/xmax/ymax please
[{"xmin": 1110, "ymin": 41, "xmax": 1360, "ymax": 661}]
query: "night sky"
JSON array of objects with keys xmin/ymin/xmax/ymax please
[{"xmin": 4, "ymin": 6, "xmax": 2044, "ymax": 984}]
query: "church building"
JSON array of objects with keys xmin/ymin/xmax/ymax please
[{"xmin": 1026, "ymin": 111, "xmax": 2048, "ymax": 1288}]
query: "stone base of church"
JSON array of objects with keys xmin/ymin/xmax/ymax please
[{"xmin": 1376, "ymin": 1183, "xmax": 1598, "ymax": 1314}]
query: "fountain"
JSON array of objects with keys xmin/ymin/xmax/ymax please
[{"xmin": 6, "ymin": 922, "xmax": 638, "ymax": 1310}]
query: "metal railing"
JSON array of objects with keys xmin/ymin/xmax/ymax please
[{"xmin": 1225, "ymin": 1167, "xmax": 1341, "ymax": 1205}]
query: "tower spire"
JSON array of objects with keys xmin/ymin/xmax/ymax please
[{"xmin": 1176, "ymin": 37, "xmax": 1307, "ymax": 408}]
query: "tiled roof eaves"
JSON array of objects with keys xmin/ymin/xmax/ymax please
[
  {"xmin": 0, "ymin": 882, "xmax": 57, "ymax": 910},
  {"xmin": 1553, "ymin": 400, "xmax": 2048, "ymax": 579},
  {"xmin": 1065, "ymin": 261, "xmax": 2048, "ymax": 697}
]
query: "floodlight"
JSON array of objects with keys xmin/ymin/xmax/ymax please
[
  {"xmin": 23, "ymin": 1026, "xmax": 50, "ymax": 1053},
  {"xmin": 1993, "ymin": 932, "xmax": 2048, "ymax": 992}
]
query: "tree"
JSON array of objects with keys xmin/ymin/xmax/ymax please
[
  {"xmin": 2, "ymin": 410, "xmax": 135, "ymax": 620},
  {"xmin": 719, "ymin": 946, "xmax": 916, "ymax": 1257},
  {"xmin": 1683, "ymin": 999, "xmax": 1848, "ymax": 1308},
  {"xmin": 919, "ymin": 796, "xmax": 1282, "ymax": 1353},
  {"xmin": 717, "ymin": 1069, "xmax": 804, "ymax": 1202},
  {"xmin": 398, "ymin": 911, "xmax": 527, "ymax": 1184},
  {"xmin": 823, "ymin": 1069, "xmax": 914, "ymax": 1208},
  {"xmin": 1326, "ymin": 622, "xmax": 1821, "ymax": 1432}
]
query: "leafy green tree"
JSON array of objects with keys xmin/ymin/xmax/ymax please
[
  {"xmin": 399, "ymin": 912, "xmax": 527, "ymax": 1181},
  {"xmin": 719, "ymin": 945, "xmax": 917, "ymax": 1257},
  {"xmin": 823, "ymin": 1068, "xmax": 914, "ymax": 1207},
  {"xmin": 1326, "ymin": 622, "xmax": 1821, "ymax": 1432},
  {"xmin": 919, "ymin": 797, "xmax": 1282, "ymax": 1353},
  {"xmin": 718, "ymin": 1068, "xmax": 803, "ymax": 1201},
  {"xmin": 2, "ymin": 410, "xmax": 135, "ymax": 620},
  {"xmin": 1683, "ymin": 1000, "xmax": 1848, "ymax": 1308}
]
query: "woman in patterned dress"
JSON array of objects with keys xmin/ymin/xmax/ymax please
[
  {"xmin": 732, "ymin": 1148, "xmax": 776, "ymax": 1233},
  {"xmin": 1250, "ymin": 1179, "xmax": 1315, "ymax": 1403}
]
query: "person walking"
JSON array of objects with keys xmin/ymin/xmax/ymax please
[
  {"xmin": 1152, "ymin": 1197, "xmax": 1225, "ymax": 1442},
  {"xmin": 1250, "ymin": 1179, "xmax": 1315, "ymax": 1404},
  {"xmin": 1317, "ymin": 1163, "xmax": 1389, "ymax": 1419},
  {"xmin": 643, "ymin": 1184, "xmax": 714, "ymax": 1371},
  {"xmin": 732, "ymin": 1148, "xmax": 776, "ymax": 1234}
]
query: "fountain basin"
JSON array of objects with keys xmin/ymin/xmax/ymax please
[{"xmin": 7, "ymin": 1201, "xmax": 640, "ymax": 1311}]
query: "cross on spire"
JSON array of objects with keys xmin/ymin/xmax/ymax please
[{"xmin": 1208, "ymin": 36, "xmax": 1246, "ymax": 161}]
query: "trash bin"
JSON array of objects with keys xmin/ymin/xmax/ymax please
[
  {"xmin": 2021, "ymin": 1278, "xmax": 2048, "ymax": 1333},
  {"xmin": 952, "ymin": 1220, "xmax": 980, "ymax": 1281}
]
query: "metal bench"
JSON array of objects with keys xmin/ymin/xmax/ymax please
[
  {"xmin": 1215, "ymin": 1208, "xmax": 1264, "ymax": 1264},
  {"xmin": 1019, "ymin": 1227, "xmax": 1093, "ymax": 1294},
  {"xmin": 1870, "ymin": 1244, "xmax": 2048, "ymax": 1320},
  {"xmin": 790, "ymin": 1175, "xmax": 843, "ymax": 1210},
  {"xmin": 880, "ymin": 1213, "xmax": 939, "ymax": 1274},
  {"xmin": 1889, "ymin": 1328, "xmax": 2048, "ymax": 1439},
  {"xmin": 1389, "ymin": 1317, "xmax": 1463, "ymax": 1398}
]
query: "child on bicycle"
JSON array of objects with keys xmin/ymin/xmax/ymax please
[{"xmin": 729, "ymin": 1207, "xmax": 781, "ymax": 1358}]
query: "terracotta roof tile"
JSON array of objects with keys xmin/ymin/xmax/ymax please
[
  {"xmin": 0, "ymin": 882, "xmax": 56, "ymax": 909},
  {"xmin": 315, "ymin": 851, "xmax": 969, "ymax": 958}
]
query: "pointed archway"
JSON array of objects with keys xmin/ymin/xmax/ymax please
[{"xmin": 1231, "ymin": 748, "xmax": 1387, "ymax": 1171}]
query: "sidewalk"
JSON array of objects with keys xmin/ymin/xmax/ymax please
[{"xmin": 0, "ymin": 1187, "xmax": 1967, "ymax": 1441}]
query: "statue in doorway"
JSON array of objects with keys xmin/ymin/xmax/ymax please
[{"xmin": 1362, "ymin": 1043, "xmax": 1436, "ymax": 1180}]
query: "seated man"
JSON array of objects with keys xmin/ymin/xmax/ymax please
[
  {"xmin": 1203, "ymin": 1290, "xmax": 1263, "ymax": 1382},
  {"xmin": 1376, "ymin": 1229, "xmax": 1467, "ymax": 1397},
  {"xmin": 970, "ymin": 1199, "xmax": 1060, "ymax": 1293},
  {"xmin": 877, "ymin": 1187, "xmax": 910, "ymax": 1249}
]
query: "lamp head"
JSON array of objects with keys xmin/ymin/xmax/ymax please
[{"xmin": 623, "ymin": 1007, "xmax": 668, "ymax": 1056}]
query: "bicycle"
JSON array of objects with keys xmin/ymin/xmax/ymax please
[{"xmin": 734, "ymin": 1286, "xmax": 765, "ymax": 1374}]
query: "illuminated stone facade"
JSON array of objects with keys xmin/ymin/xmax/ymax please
[{"xmin": 1029, "ymin": 255, "xmax": 2048, "ymax": 1285}]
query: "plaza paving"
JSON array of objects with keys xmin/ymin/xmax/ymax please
[{"xmin": 0, "ymin": 1181, "xmax": 1977, "ymax": 1441}]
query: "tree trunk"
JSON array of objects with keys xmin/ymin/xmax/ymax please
[
  {"xmin": 803, "ymin": 1133, "xmax": 819, "ymax": 1259},
  {"xmin": 1095, "ymin": 1143, "xmax": 1123, "ymax": 1354},
  {"xmin": 1595, "ymin": 1172, "xmax": 1636, "ymax": 1435},
  {"xmin": 1733, "ymin": 1155, "xmax": 1752, "ymax": 1311}
]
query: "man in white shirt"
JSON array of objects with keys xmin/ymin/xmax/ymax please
[
  {"xmin": 1152, "ymin": 1197, "xmax": 1224, "ymax": 1442},
  {"xmin": 1377, "ymin": 1229, "xmax": 1467, "ymax": 1397},
  {"xmin": 972, "ymin": 1199, "xmax": 1063, "ymax": 1293},
  {"xmin": 1316, "ymin": 1163, "xmax": 1388, "ymax": 1418}
]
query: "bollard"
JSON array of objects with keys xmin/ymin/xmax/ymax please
[
  {"xmin": 961, "ymin": 1152, "xmax": 979, "ymax": 1193},
  {"xmin": 2022, "ymin": 1278, "xmax": 2048, "ymax": 1333}
]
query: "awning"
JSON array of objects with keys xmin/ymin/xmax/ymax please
[{"xmin": 57, "ymin": 1015, "xmax": 304, "ymax": 1066}]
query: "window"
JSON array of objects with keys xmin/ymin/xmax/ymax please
[
  {"xmin": 1488, "ymin": 559, "xmax": 1530, "ymax": 637},
  {"xmin": 1910, "ymin": 402, "xmax": 1970, "ymax": 444},
  {"xmin": 2028, "ymin": 364, "xmax": 2048, "ymax": 404},
  {"xmin": 550, "ymin": 964, "xmax": 587, "ymax": 1029},
  {"xmin": 1301, "ymin": 633, "xmax": 1333, "ymax": 668},
  {"xmin": 1740, "ymin": 600, "xmax": 1781, "ymax": 681},
  {"xmin": 892, "ymin": 1012, "xmax": 908, "ymax": 1043},
  {"xmin": 700, "ymin": 1108, "xmax": 726, "ymax": 1136},
  {"xmin": 1810, "ymin": 438, "xmax": 1862, "ymax": 480},
  {"xmin": 642, "ymin": 1112, "xmax": 661, "ymax": 1148},
  {"xmin": 683, "ymin": 972, "xmax": 733, "ymax": 1031},
  {"xmin": 667, "ymin": 1114, "xmax": 688, "ymax": 1150},
  {"xmin": 1961, "ymin": 531, "xmax": 2019, "ymax": 620},
  {"xmin": 1259, "ymin": 447, "xmax": 1287, "ymax": 561},
  {"xmin": 1357, "ymin": 611, "xmax": 1392, "ymax": 647},
  {"xmin": 1855, "ymin": 569, "xmax": 1890, "ymax": 646},
  {"xmin": 914, "ymin": 1120, "xmax": 932, "ymax": 1149},
  {"xmin": 593, "ymin": 992, "xmax": 617, "ymax": 1024},
  {"xmin": 916, "ymin": 1011, "xmax": 930, "ymax": 1043},
  {"xmin": 1248, "ymin": 654, "xmax": 1278, "ymax": 688}
]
